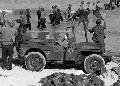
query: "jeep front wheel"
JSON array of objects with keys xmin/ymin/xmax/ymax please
[
  {"xmin": 25, "ymin": 52, "xmax": 46, "ymax": 72},
  {"xmin": 84, "ymin": 54, "xmax": 105, "ymax": 74}
]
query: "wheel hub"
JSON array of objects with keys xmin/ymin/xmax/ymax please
[
  {"xmin": 90, "ymin": 60, "xmax": 100, "ymax": 70},
  {"xmin": 31, "ymin": 57, "xmax": 40, "ymax": 67}
]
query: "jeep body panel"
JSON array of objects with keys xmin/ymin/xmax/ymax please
[
  {"xmin": 19, "ymin": 40, "xmax": 102, "ymax": 62},
  {"xmin": 19, "ymin": 40, "xmax": 52, "ymax": 57},
  {"xmin": 17, "ymin": 29, "xmax": 102, "ymax": 64}
]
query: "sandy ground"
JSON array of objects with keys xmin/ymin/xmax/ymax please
[
  {"xmin": 0, "ymin": 61, "xmax": 119, "ymax": 86},
  {"xmin": 0, "ymin": 65, "xmax": 85, "ymax": 86}
]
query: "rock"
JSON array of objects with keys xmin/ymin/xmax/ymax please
[
  {"xmin": 105, "ymin": 61, "xmax": 119, "ymax": 70},
  {"xmin": 41, "ymin": 80, "xmax": 53, "ymax": 86},
  {"xmin": 39, "ymin": 72, "xmax": 105, "ymax": 86},
  {"xmin": 99, "ymin": 70, "xmax": 118, "ymax": 86},
  {"xmin": 85, "ymin": 73, "xmax": 104, "ymax": 86},
  {"xmin": 111, "ymin": 67, "xmax": 120, "ymax": 76},
  {"xmin": 113, "ymin": 80, "xmax": 120, "ymax": 86}
]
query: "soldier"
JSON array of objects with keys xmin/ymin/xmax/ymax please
[
  {"xmin": 19, "ymin": 10, "xmax": 28, "ymax": 33},
  {"xmin": 39, "ymin": 8, "xmax": 46, "ymax": 30},
  {"xmin": 1, "ymin": 11, "xmax": 6, "ymax": 26},
  {"xmin": 25, "ymin": 8, "xmax": 31, "ymax": 30},
  {"xmin": 25, "ymin": 9, "xmax": 31, "ymax": 23},
  {"xmin": 92, "ymin": 2, "xmax": 104, "ymax": 21},
  {"xmin": 115, "ymin": 0, "xmax": 120, "ymax": 7},
  {"xmin": 78, "ymin": 2, "xmax": 90, "ymax": 26},
  {"xmin": 55, "ymin": 7, "xmax": 63, "ymax": 25},
  {"xmin": 50, "ymin": 5, "xmax": 56, "ymax": 25},
  {"xmin": 67, "ymin": 4, "xmax": 72, "ymax": 19},
  {"xmin": 76, "ymin": 3, "xmax": 90, "ymax": 42},
  {"xmin": 88, "ymin": 19, "xmax": 106, "ymax": 54},
  {"xmin": 110, "ymin": 0, "xmax": 119, "ymax": 7},
  {"xmin": 52, "ymin": 5, "xmax": 58, "ymax": 24},
  {"xmin": 50, "ymin": 5, "xmax": 63, "ymax": 26},
  {"xmin": 15, "ymin": 19, "xmax": 24, "ymax": 52},
  {"xmin": 0, "ymin": 20, "xmax": 17, "ymax": 70},
  {"xmin": 0, "ymin": 11, "xmax": 6, "ymax": 27},
  {"xmin": 37, "ymin": 7, "xmax": 41, "ymax": 28}
]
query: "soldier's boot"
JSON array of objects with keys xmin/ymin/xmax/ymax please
[
  {"xmin": 28, "ymin": 22, "xmax": 31, "ymax": 30},
  {"xmin": 37, "ymin": 21, "xmax": 41, "ymax": 28},
  {"xmin": 7, "ymin": 57, "xmax": 13, "ymax": 70},
  {"xmin": 2, "ymin": 58, "xmax": 7, "ymax": 70}
]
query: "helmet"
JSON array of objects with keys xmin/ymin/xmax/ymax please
[
  {"xmin": 87, "ymin": 1, "xmax": 90, "ymax": 4},
  {"xmin": 69, "ymin": 4, "xmax": 72, "ymax": 6},
  {"xmin": 19, "ymin": 10, "xmax": 24, "ymax": 15},
  {"xmin": 96, "ymin": 19, "xmax": 101, "ymax": 24},
  {"xmin": 81, "ymin": 1, "xmax": 84, "ymax": 5},
  {"xmin": 16, "ymin": 19, "xmax": 21, "ymax": 23},
  {"xmin": 55, "ymin": 5, "xmax": 58, "ymax": 8}
]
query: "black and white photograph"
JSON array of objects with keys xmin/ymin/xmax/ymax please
[{"xmin": 0, "ymin": 0, "xmax": 120, "ymax": 86}]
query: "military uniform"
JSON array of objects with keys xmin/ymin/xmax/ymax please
[
  {"xmin": 54, "ymin": 9, "xmax": 63, "ymax": 25},
  {"xmin": 19, "ymin": 14, "xmax": 28, "ymax": 33},
  {"xmin": 40, "ymin": 8, "xmax": 46, "ymax": 29},
  {"xmin": 49, "ymin": 6, "xmax": 56, "ymax": 25},
  {"xmin": 93, "ymin": 4, "xmax": 104, "ymax": 21},
  {"xmin": 37, "ymin": 8, "xmax": 46, "ymax": 29},
  {"xmin": 78, "ymin": 8, "xmax": 90, "ymax": 27},
  {"xmin": 0, "ymin": 22, "xmax": 16, "ymax": 70},
  {"xmin": 25, "ymin": 9, "xmax": 31, "ymax": 30},
  {"xmin": 1, "ymin": 11, "xmax": 5, "ymax": 26},
  {"xmin": 50, "ymin": 5, "xmax": 63, "ymax": 25},
  {"xmin": 67, "ymin": 4, "xmax": 72, "ymax": 19},
  {"xmin": 37, "ymin": 8, "xmax": 41, "ymax": 28},
  {"xmin": 89, "ymin": 19, "xmax": 106, "ymax": 53}
]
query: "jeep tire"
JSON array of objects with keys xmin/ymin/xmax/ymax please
[
  {"xmin": 84, "ymin": 54, "xmax": 105, "ymax": 74},
  {"xmin": 25, "ymin": 52, "xmax": 46, "ymax": 72}
]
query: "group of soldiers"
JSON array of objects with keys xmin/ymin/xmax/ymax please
[
  {"xmin": 0, "ymin": 0, "xmax": 108, "ymax": 70},
  {"xmin": 104, "ymin": 0, "xmax": 120, "ymax": 10},
  {"xmin": 49, "ymin": 5, "xmax": 63, "ymax": 26},
  {"xmin": 66, "ymin": 1, "xmax": 106, "ymax": 54}
]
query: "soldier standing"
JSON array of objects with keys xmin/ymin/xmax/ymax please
[
  {"xmin": 0, "ymin": 20, "xmax": 17, "ymax": 70},
  {"xmin": 37, "ymin": 7, "xmax": 46, "ymax": 30},
  {"xmin": 2, "ymin": 11, "xmax": 5, "ymax": 25},
  {"xmin": 88, "ymin": 19, "xmax": 106, "ymax": 54},
  {"xmin": 25, "ymin": 8, "xmax": 31, "ymax": 30},
  {"xmin": 50, "ymin": 5, "xmax": 56, "ymax": 25},
  {"xmin": 51, "ymin": 5, "xmax": 62, "ymax": 26},
  {"xmin": 40, "ymin": 8, "xmax": 46, "ymax": 29},
  {"xmin": 53, "ymin": 5, "xmax": 58, "ymax": 25},
  {"xmin": 55, "ymin": 6, "xmax": 63, "ymax": 25},
  {"xmin": 19, "ymin": 10, "xmax": 27, "ymax": 33},
  {"xmin": 92, "ymin": 2, "xmax": 104, "ymax": 21},
  {"xmin": 78, "ymin": 2, "xmax": 90, "ymax": 26},
  {"xmin": 37, "ymin": 7, "xmax": 41, "ymax": 28},
  {"xmin": 67, "ymin": 4, "xmax": 72, "ymax": 19},
  {"xmin": 0, "ymin": 11, "xmax": 6, "ymax": 27},
  {"xmin": 77, "ymin": 2, "xmax": 90, "ymax": 42}
]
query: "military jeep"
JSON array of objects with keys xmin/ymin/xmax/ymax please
[{"xmin": 15, "ymin": 25, "xmax": 106, "ymax": 74}]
